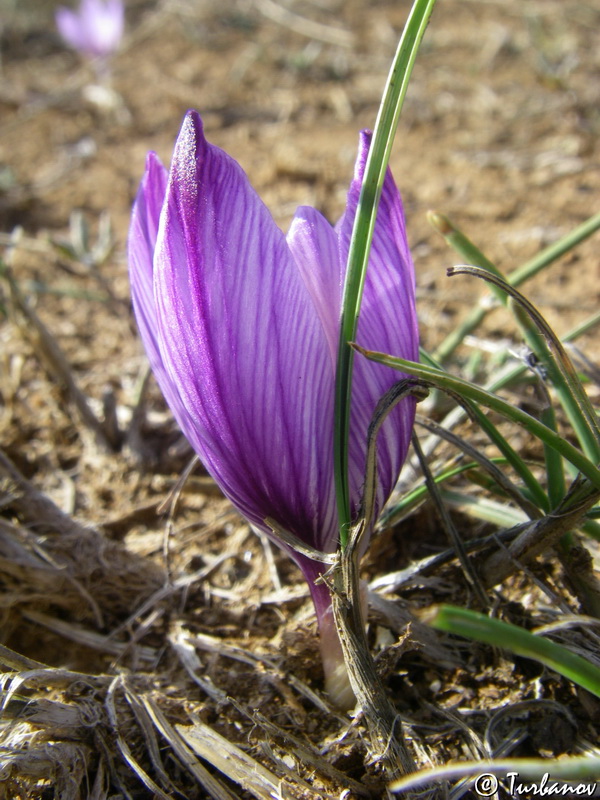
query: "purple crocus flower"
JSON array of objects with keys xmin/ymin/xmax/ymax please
[
  {"xmin": 56, "ymin": 0, "xmax": 124, "ymax": 60},
  {"xmin": 129, "ymin": 111, "xmax": 418, "ymax": 707}
]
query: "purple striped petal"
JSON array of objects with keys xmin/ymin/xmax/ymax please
[
  {"xmin": 129, "ymin": 152, "xmax": 167, "ymax": 364},
  {"xmin": 128, "ymin": 152, "xmax": 198, "ymax": 433},
  {"xmin": 153, "ymin": 111, "xmax": 338, "ymax": 551},
  {"xmin": 129, "ymin": 120, "xmax": 417, "ymax": 581},
  {"xmin": 286, "ymin": 131, "xmax": 418, "ymax": 524},
  {"xmin": 129, "ymin": 115, "xmax": 419, "ymax": 706},
  {"xmin": 337, "ymin": 131, "xmax": 419, "ymax": 517},
  {"xmin": 287, "ymin": 207, "xmax": 342, "ymax": 370}
]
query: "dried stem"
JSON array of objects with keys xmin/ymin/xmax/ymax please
[
  {"xmin": 480, "ymin": 476, "xmax": 600, "ymax": 587},
  {"xmin": 330, "ymin": 523, "xmax": 416, "ymax": 780}
]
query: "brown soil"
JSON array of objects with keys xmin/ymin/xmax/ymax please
[{"xmin": 1, "ymin": 0, "xmax": 599, "ymax": 798}]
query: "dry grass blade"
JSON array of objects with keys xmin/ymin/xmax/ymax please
[
  {"xmin": 176, "ymin": 715, "xmax": 301, "ymax": 800},
  {"xmin": 0, "ymin": 644, "xmax": 51, "ymax": 673},
  {"xmin": 0, "ymin": 649, "xmax": 107, "ymax": 696},
  {"xmin": 367, "ymin": 591, "xmax": 460, "ymax": 669},
  {"xmin": 105, "ymin": 677, "xmax": 175, "ymax": 800},
  {"xmin": 3, "ymin": 693, "xmax": 99, "ymax": 736},
  {"xmin": 369, "ymin": 524, "xmax": 528, "ymax": 602},
  {"xmin": 20, "ymin": 609, "xmax": 158, "ymax": 663},
  {"xmin": 0, "ymin": 516, "xmax": 105, "ymax": 628},
  {"xmin": 0, "ymin": 448, "xmax": 91, "ymax": 539},
  {"xmin": 255, "ymin": 0, "xmax": 354, "ymax": 47},
  {"xmin": 0, "ymin": 659, "xmax": 109, "ymax": 799},
  {"xmin": 182, "ymin": 628, "xmax": 338, "ymax": 716},
  {"xmin": 0, "ymin": 739, "xmax": 92, "ymax": 800},
  {"xmin": 0, "ymin": 449, "xmax": 165, "ymax": 628},
  {"xmin": 141, "ymin": 695, "xmax": 240, "ymax": 800},
  {"xmin": 168, "ymin": 625, "xmax": 228, "ymax": 703},
  {"xmin": 484, "ymin": 698, "xmax": 577, "ymax": 759},
  {"xmin": 240, "ymin": 707, "xmax": 372, "ymax": 798},
  {"xmin": 481, "ymin": 476, "xmax": 600, "ymax": 587},
  {"xmin": 120, "ymin": 679, "xmax": 176, "ymax": 793},
  {"xmin": 411, "ymin": 432, "xmax": 489, "ymax": 608},
  {"xmin": 186, "ymin": 629, "xmax": 275, "ymax": 668},
  {"xmin": 264, "ymin": 518, "xmax": 335, "ymax": 564}
]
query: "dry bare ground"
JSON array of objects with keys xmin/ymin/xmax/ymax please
[{"xmin": 1, "ymin": 0, "xmax": 599, "ymax": 798}]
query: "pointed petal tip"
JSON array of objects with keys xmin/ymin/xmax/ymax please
[
  {"xmin": 177, "ymin": 109, "xmax": 206, "ymax": 154},
  {"xmin": 168, "ymin": 111, "xmax": 208, "ymax": 201},
  {"xmin": 142, "ymin": 151, "xmax": 168, "ymax": 191},
  {"xmin": 354, "ymin": 129, "xmax": 372, "ymax": 177},
  {"xmin": 144, "ymin": 150, "xmax": 161, "ymax": 171},
  {"xmin": 185, "ymin": 108, "xmax": 204, "ymax": 128}
]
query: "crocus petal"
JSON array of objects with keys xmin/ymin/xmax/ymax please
[
  {"xmin": 56, "ymin": 0, "xmax": 123, "ymax": 58},
  {"xmin": 56, "ymin": 8, "xmax": 88, "ymax": 53},
  {"xmin": 129, "ymin": 152, "xmax": 168, "ymax": 344},
  {"xmin": 286, "ymin": 207, "xmax": 342, "ymax": 369},
  {"xmin": 130, "ymin": 114, "xmax": 419, "ymax": 709},
  {"xmin": 277, "ymin": 133, "xmax": 418, "ymax": 534},
  {"xmin": 129, "ymin": 152, "xmax": 198, "ymax": 434},
  {"xmin": 84, "ymin": 0, "xmax": 124, "ymax": 55},
  {"xmin": 337, "ymin": 131, "xmax": 419, "ymax": 517},
  {"xmin": 153, "ymin": 111, "xmax": 338, "ymax": 551}
]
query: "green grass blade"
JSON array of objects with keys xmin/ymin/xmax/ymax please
[
  {"xmin": 540, "ymin": 402, "xmax": 567, "ymax": 509},
  {"xmin": 428, "ymin": 213, "xmax": 506, "ymax": 363},
  {"xmin": 334, "ymin": 0, "xmax": 438, "ymax": 547},
  {"xmin": 450, "ymin": 265, "xmax": 600, "ymax": 463},
  {"xmin": 419, "ymin": 347, "xmax": 548, "ymax": 509},
  {"xmin": 427, "ymin": 211, "xmax": 506, "ymax": 286},
  {"xmin": 581, "ymin": 520, "xmax": 600, "ymax": 542},
  {"xmin": 418, "ymin": 310, "xmax": 600, "ymax": 461},
  {"xmin": 416, "ymin": 413, "xmax": 545, "ymax": 516},
  {"xmin": 508, "ymin": 211, "xmax": 600, "ymax": 287},
  {"xmin": 466, "ymin": 403, "xmax": 549, "ymax": 512},
  {"xmin": 437, "ymin": 491, "xmax": 528, "ymax": 527},
  {"xmin": 563, "ymin": 309, "xmax": 600, "ymax": 341},
  {"xmin": 429, "ymin": 605, "xmax": 600, "ymax": 698},
  {"xmin": 429, "ymin": 211, "xmax": 600, "ymax": 363},
  {"xmin": 512, "ymin": 300, "xmax": 600, "ymax": 464},
  {"xmin": 381, "ymin": 458, "xmax": 514, "ymax": 526},
  {"xmin": 354, "ymin": 346, "xmax": 600, "ymax": 489},
  {"xmin": 390, "ymin": 755, "xmax": 600, "ymax": 794}
]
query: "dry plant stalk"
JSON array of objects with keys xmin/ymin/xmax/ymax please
[
  {"xmin": 327, "ymin": 382, "xmax": 426, "ymax": 784},
  {"xmin": 480, "ymin": 476, "xmax": 600, "ymax": 588},
  {"xmin": 330, "ymin": 529, "xmax": 416, "ymax": 783},
  {"xmin": 176, "ymin": 716, "xmax": 299, "ymax": 800}
]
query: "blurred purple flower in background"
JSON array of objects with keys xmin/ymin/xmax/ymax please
[
  {"xmin": 56, "ymin": 0, "xmax": 124, "ymax": 60},
  {"xmin": 128, "ymin": 110, "xmax": 418, "ymax": 707}
]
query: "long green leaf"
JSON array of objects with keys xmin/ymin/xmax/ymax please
[
  {"xmin": 334, "ymin": 0, "xmax": 438, "ymax": 547},
  {"xmin": 429, "ymin": 211, "xmax": 600, "ymax": 363},
  {"xmin": 508, "ymin": 211, "xmax": 600, "ymax": 287},
  {"xmin": 430, "ymin": 605, "xmax": 600, "ymax": 698},
  {"xmin": 450, "ymin": 265, "xmax": 600, "ymax": 463},
  {"xmin": 354, "ymin": 347, "xmax": 600, "ymax": 489}
]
